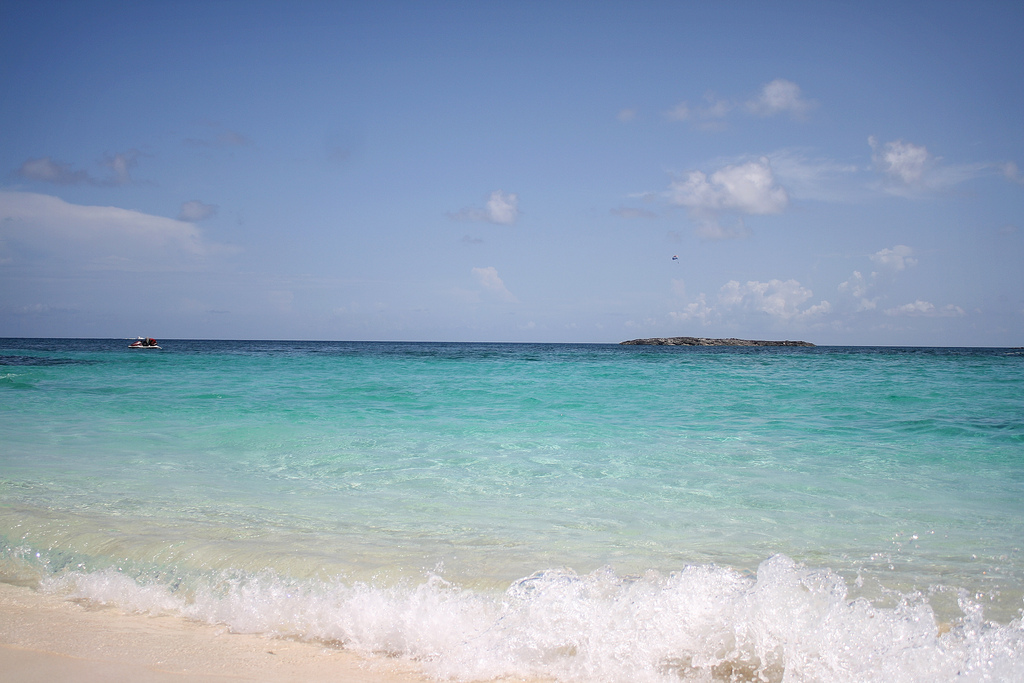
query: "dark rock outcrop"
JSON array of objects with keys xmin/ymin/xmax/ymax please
[{"xmin": 620, "ymin": 337, "xmax": 815, "ymax": 347}]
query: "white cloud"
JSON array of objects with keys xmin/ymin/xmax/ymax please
[
  {"xmin": 719, "ymin": 279, "xmax": 830, "ymax": 320},
  {"xmin": 0, "ymin": 191, "xmax": 230, "ymax": 270},
  {"xmin": 667, "ymin": 157, "xmax": 788, "ymax": 240},
  {"xmin": 884, "ymin": 300, "xmax": 965, "ymax": 317},
  {"xmin": 671, "ymin": 278, "xmax": 830, "ymax": 324},
  {"xmin": 449, "ymin": 190, "xmax": 520, "ymax": 225},
  {"xmin": 485, "ymin": 190, "xmax": 519, "ymax": 225},
  {"xmin": 669, "ymin": 158, "xmax": 788, "ymax": 215},
  {"xmin": 871, "ymin": 137, "xmax": 930, "ymax": 184},
  {"xmin": 870, "ymin": 245, "xmax": 917, "ymax": 272},
  {"xmin": 746, "ymin": 79, "xmax": 815, "ymax": 118},
  {"xmin": 617, "ymin": 108, "xmax": 637, "ymax": 122},
  {"xmin": 471, "ymin": 266, "xmax": 518, "ymax": 302},
  {"xmin": 178, "ymin": 200, "xmax": 219, "ymax": 222}
]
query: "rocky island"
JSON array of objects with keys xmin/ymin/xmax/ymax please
[{"xmin": 620, "ymin": 336, "xmax": 815, "ymax": 347}]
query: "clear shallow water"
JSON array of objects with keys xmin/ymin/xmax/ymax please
[{"xmin": 1, "ymin": 338, "xmax": 1023, "ymax": 681}]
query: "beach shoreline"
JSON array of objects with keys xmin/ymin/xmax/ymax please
[{"xmin": 0, "ymin": 582, "xmax": 429, "ymax": 683}]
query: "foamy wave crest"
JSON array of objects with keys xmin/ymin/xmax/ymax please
[{"xmin": 42, "ymin": 555, "xmax": 1024, "ymax": 682}]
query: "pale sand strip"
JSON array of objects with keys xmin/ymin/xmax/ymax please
[{"xmin": 0, "ymin": 583, "xmax": 429, "ymax": 683}]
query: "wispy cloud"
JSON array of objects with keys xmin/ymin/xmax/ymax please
[
  {"xmin": 700, "ymin": 94, "xmax": 732, "ymax": 121},
  {"xmin": 1001, "ymin": 161, "xmax": 1024, "ymax": 186},
  {"xmin": 102, "ymin": 150, "xmax": 142, "ymax": 186},
  {"xmin": 838, "ymin": 245, "xmax": 918, "ymax": 312},
  {"xmin": 666, "ymin": 79, "xmax": 814, "ymax": 130},
  {"xmin": 837, "ymin": 271, "xmax": 876, "ymax": 311},
  {"xmin": 770, "ymin": 141, "xmax": 1004, "ymax": 204},
  {"xmin": 650, "ymin": 133, "xmax": 1011, "ymax": 244},
  {"xmin": 184, "ymin": 121, "xmax": 253, "ymax": 148},
  {"xmin": 666, "ymin": 94, "xmax": 733, "ymax": 131},
  {"xmin": 178, "ymin": 200, "xmax": 219, "ymax": 222},
  {"xmin": 691, "ymin": 139, "xmax": 1002, "ymax": 216},
  {"xmin": 868, "ymin": 137, "xmax": 988, "ymax": 196},
  {"xmin": 610, "ymin": 206, "xmax": 658, "ymax": 219},
  {"xmin": 664, "ymin": 102, "xmax": 689, "ymax": 122},
  {"xmin": 617, "ymin": 108, "xmax": 637, "ymax": 122},
  {"xmin": 14, "ymin": 150, "xmax": 143, "ymax": 187},
  {"xmin": 837, "ymin": 246, "xmax": 963, "ymax": 321},
  {"xmin": 14, "ymin": 157, "xmax": 91, "ymax": 185},
  {"xmin": 884, "ymin": 300, "xmax": 965, "ymax": 317},
  {"xmin": 767, "ymin": 149, "xmax": 862, "ymax": 202},
  {"xmin": 449, "ymin": 190, "xmax": 520, "ymax": 225},
  {"xmin": 471, "ymin": 266, "xmax": 518, "ymax": 302}
]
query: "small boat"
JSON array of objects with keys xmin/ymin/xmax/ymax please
[{"xmin": 129, "ymin": 337, "xmax": 161, "ymax": 349}]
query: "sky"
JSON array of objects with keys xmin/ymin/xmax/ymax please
[{"xmin": 1, "ymin": 1, "xmax": 1022, "ymax": 345}]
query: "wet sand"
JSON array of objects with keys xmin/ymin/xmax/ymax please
[{"xmin": 0, "ymin": 583, "xmax": 429, "ymax": 683}]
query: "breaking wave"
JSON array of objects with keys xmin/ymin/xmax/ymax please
[{"xmin": 40, "ymin": 554, "xmax": 1024, "ymax": 682}]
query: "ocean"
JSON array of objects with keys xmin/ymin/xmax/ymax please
[{"xmin": 1, "ymin": 338, "xmax": 1022, "ymax": 681}]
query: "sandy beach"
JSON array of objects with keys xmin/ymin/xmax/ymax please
[{"xmin": 0, "ymin": 583, "xmax": 430, "ymax": 683}]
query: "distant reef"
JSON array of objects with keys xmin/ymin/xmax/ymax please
[{"xmin": 620, "ymin": 336, "xmax": 815, "ymax": 347}]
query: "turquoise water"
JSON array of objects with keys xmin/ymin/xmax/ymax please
[{"xmin": 2, "ymin": 339, "xmax": 1023, "ymax": 681}]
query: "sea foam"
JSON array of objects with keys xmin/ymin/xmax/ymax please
[{"xmin": 42, "ymin": 554, "xmax": 1024, "ymax": 683}]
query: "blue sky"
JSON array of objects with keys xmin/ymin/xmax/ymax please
[{"xmin": 1, "ymin": 1, "xmax": 1022, "ymax": 345}]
